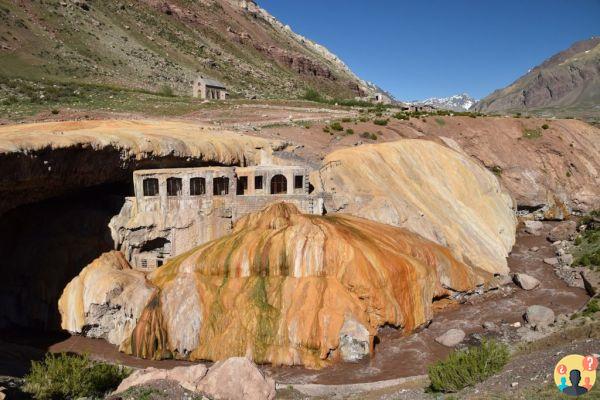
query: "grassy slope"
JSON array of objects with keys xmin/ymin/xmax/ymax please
[{"xmin": 0, "ymin": 0, "xmax": 361, "ymax": 101}]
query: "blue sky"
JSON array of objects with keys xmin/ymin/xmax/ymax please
[{"xmin": 259, "ymin": 0, "xmax": 600, "ymax": 100}]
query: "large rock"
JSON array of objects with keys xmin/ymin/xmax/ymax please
[
  {"xmin": 61, "ymin": 203, "xmax": 491, "ymax": 368},
  {"xmin": 313, "ymin": 140, "xmax": 517, "ymax": 275},
  {"xmin": 196, "ymin": 357, "xmax": 275, "ymax": 400},
  {"xmin": 115, "ymin": 364, "xmax": 208, "ymax": 394},
  {"xmin": 435, "ymin": 329, "xmax": 466, "ymax": 347},
  {"xmin": 114, "ymin": 359, "xmax": 274, "ymax": 400},
  {"xmin": 58, "ymin": 251, "xmax": 157, "ymax": 346},
  {"xmin": 524, "ymin": 220, "xmax": 544, "ymax": 235},
  {"xmin": 547, "ymin": 220, "xmax": 578, "ymax": 242},
  {"xmin": 581, "ymin": 269, "xmax": 600, "ymax": 297},
  {"xmin": 338, "ymin": 317, "xmax": 370, "ymax": 362},
  {"xmin": 513, "ymin": 273, "xmax": 541, "ymax": 290},
  {"xmin": 525, "ymin": 305, "xmax": 555, "ymax": 328}
]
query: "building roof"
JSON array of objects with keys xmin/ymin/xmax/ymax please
[{"xmin": 201, "ymin": 77, "xmax": 227, "ymax": 89}]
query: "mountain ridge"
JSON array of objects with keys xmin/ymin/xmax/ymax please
[
  {"xmin": 407, "ymin": 93, "xmax": 476, "ymax": 111},
  {"xmin": 473, "ymin": 37, "xmax": 600, "ymax": 121},
  {"xmin": 0, "ymin": 0, "xmax": 377, "ymax": 99}
]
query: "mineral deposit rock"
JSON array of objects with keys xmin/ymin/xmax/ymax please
[
  {"xmin": 313, "ymin": 140, "xmax": 516, "ymax": 275},
  {"xmin": 61, "ymin": 203, "xmax": 492, "ymax": 368},
  {"xmin": 58, "ymin": 251, "xmax": 157, "ymax": 346},
  {"xmin": 338, "ymin": 317, "xmax": 370, "ymax": 362}
]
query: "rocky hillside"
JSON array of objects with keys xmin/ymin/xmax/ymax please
[
  {"xmin": 0, "ymin": 0, "xmax": 374, "ymax": 99},
  {"xmin": 473, "ymin": 37, "xmax": 600, "ymax": 120},
  {"xmin": 59, "ymin": 203, "xmax": 491, "ymax": 368}
]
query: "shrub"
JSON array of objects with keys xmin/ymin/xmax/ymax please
[
  {"xmin": 428, "ymin": 339, "xmax": 509, "ymax": 392},
  {"xmin": 360, "ymin": 132, "xmax": 378, "ymax": 140},
  {"xmin": 394, "ymin": 112, "xmax": 409, "ymax": 120},
  {"xmin": 359, "ymin": 116, "xmax": 370, "ymax": 122},
  {"xmin": 330, "ymin": 122, "xmax": 344, "ymax": 131},
  {"xmin": 323, "ymin": 126, "xmax": 330, "ymax": 134},
  {"xmin": 582, "ymin": 299, "xmax": 600, "ymax": 317},
  {"xmin": 341, "ymin": 117, "xmax": 352, "ymax": 123},
  {"xmin": 435, "ymin": 118, "xmax": 446, "ymax": 126},
  {"xmin": 489, "ymin": 166, "xmax": 503, "ymax": 176},
  {"xmin": 522, "ymin": 128, "xmax": 542, "ymax": 139},
  {"xmin": 51, "ymin": 109, "xmax": 59, "ymax": 114},
  {"xmin": 158, "ymin": 85, "xmax": 174, "ymax": 97},
  {"xmin": 373, "ymin": 119, "xmax": 388, "ymax": 126},
  {"xmin": 301, "ymin": 88, "xmax": 322, "ymax": 102},
  {"xmin": 23, "ymin": 353, "xmax": 129, "ymax": 400},
  {"xmin": 542, "ymin": 123, "xmax": 550, "ymax": 130},
  {"xmin": 345, "ymin": 128, "xmax": 355, "ymax": 135}
]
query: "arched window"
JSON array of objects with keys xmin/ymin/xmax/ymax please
[
  {"xmin": 143, "ymin": 178, "xmax": 159, "ymax": 196},
  {"xmin": 270, "ymin": 174, "xmax": 287, "ymax": 195},
  {"xmin": 166, "ymin": 177, "xmax": 182, "ymax": 196},
  {"xmin": 190, "ymin": 177, "xmax": 206, "ymax": 196}
]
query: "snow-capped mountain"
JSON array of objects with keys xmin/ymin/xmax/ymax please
[{"xmin": 408, "ymin": 93, "xmax": 477, "ymax": 111}]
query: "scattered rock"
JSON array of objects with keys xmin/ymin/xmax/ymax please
[
  {"xmin": 530, "ymin": 246, "xmax": 540, "ymax": 252},
  {"xmin": 524, "ymin": 220, "xmax": 543, "ymax": 235},
  {"xmin": 196, "ymin": 357, "xmax": 276, "ymax": 400},
  {"xmin": 543, "ymin": 257, "xmax": 559, "ymax": 266},
  {"xmin": 558, "ymin": 253, "xmax": 574, "ymax": 267},
  {"xmin": 338, "ymin": 317, "xmax": 370, "ymax": 362},
  {"xmin": 581, "ymin": 269, "xmax": 600, "ymax": 297},
  {"xmin": 525, "ymin": 305, "xmax": 555, "ymax": 328},
  {"xmin": 435, "ymin": 329, "xmax": 466, "ymax": 347},
  {"xmin": 511, "ymin": 382, "xmax": 519, "ymax": 388},
  {"xmin": 511, "ymin": 322, "xmax": 522, "ymax": 328},
  {"xmin": 483, "ymin": 321, "xmax": 498, "ymax": 331},
  {"xmin": 513, "ymin": 273, "xmax": 540, "ymax": 290},
  {"xmin": 547, "ymin": 220, "xmax": 578, "ymax": 242}
]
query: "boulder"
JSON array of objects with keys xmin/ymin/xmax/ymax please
[
  {"xmin": 525, "ymin": 305, "xmax": 555, "ymax": 328},
  {"xmin": 513, "ymin": 273, "xmax": 540, "ymax": 290},
  {"xmin": 483, "ymin": 321, "xmax": 498, "ymax": 331},
  {"xmin": 338, "ymin": 317, "xmax": 370, "ymax": 362},
  {"xmin": 558, "ymin": 253, "xmax": 574, "ymax": 267},
  {"xmin": 547, "ymin": 221, "xmax": 578, "ymax": 242},
  {"xmin": 196, "ymin": 358, "xmax": 275, "ymax": 400},
  {"xmin": 435, "ymin": 329, "xmax": 466, "ymax": 347},
  {"xmin": 115, "ymin": 364, "xmax": 208, "ymax": 394},
  {"xmin": 524, "ymin": 220, "xmax": 544, "ymax": 235},
  {"xmin": 543, "ymin": 257, "xmax": 559, "ymax": 266},
  {"xmin": 581, "ymin": 269, "xmax": 600, "ymax": 297}
]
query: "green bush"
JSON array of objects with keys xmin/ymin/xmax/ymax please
[
  {"xmin": 542, "ymin": 123, "xmax": 550, "ymax": 130},
  {"xmin": 301, "ymin": 88, "xmax": 322, "ymax": 102},
  {"xmin": 345, "ymin": 128, "xmax": 355, "ymax": 135},
  {"xmin": 373, "ymin": 119, "xmax": 388, "ymax": 126},
  {"xmin": 393, "ymin": 112, "xmax": 409, "ymax": 120},
  {"xmin": 341, "ymin": 117, "xmax": 352, "ymax": 123},
  {"xmin": 582, "ymin": 299, "xmax": 600, "ymax": 317},
  {"xmin": 23, "ymin": 353, "xmax": 129, "ymax": 400},
  {"xmin": 51, "ymin": 109, "xmax": 59, "ymax": 114},
  {"xmin": 360, "ymin": 132, "xmax": 378, "ymax": 140},
  {"xmin": 428, "ymin": 339, "xmax": 509, "ymax": 393},
  {"xmin": 330, "ymin": 122, "xmax": 344, "ymax": 131},
  {"xmin": 435, "ymin": 118, "xmax": 446, "ymax": 126}
]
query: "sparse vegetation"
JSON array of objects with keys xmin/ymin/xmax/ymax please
[
  {"xmin": 572, "ymin": 211, "xmax": 600, "ymax": 267},
  {"xmin": 435, "ymin": 117, "xmax": 446, "ymax": 126},
  {"xmin": 158, "ymin": 85, "xmax": 174, "ymax": 97},
  {"xmin": 329, "ymin": 121, "xmax": 344, "ymax": 131},
  {"xmin": 51, "ymin": 108, "xmax": 59, "ymax": 114},
  {"xmin": 373, "ymin": 118, "xmax": 388, "ymax": 126},
  {"xmin": 428, "ymin": 339, "xmax": 510, "ymax": 393},
  {"xmin": 542, "ymin": 123, "xmax": 549, "ymax": 130},
  {"xmin": 345, "ymin": 128, "xmax": 354, "ymax": 135},
  {"xmin": 360, "ymin": 132, "xmax": 378, "ymax": 140},
  {"xmin": 23, "ymin": 353, "xmax": 129, "ymax": 400},
  {"xmin": 522, "ymin": 128, "xmax": 543, "ymax": 139},
  {"xmin": 582, "ymin": 298, "xmax": 600, "ymax": 318},
  {"xmin": 489, "ymin": 165, "xmax": 503, "ymax": 176}
]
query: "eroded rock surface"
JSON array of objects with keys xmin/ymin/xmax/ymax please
[
  {"xmin": 60, "ymin": 203, "xmax": 494, "ymax": 368},
  {"xmin": 314, "ymin": 139, "xmax": 516, "ymax": 275}
]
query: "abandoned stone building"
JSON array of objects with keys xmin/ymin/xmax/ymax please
[
  {"xmin": 192, "ymin": 76, "xmax": 227, "ymax": 100},
  {"xmin": 109, "ymin": 165, "xmax": 323, "ymax": 270}
]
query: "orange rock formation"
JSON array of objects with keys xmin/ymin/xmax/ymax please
[{"xmin": 105, "ymin": 203, "xmax": 492, "ymax": 368}]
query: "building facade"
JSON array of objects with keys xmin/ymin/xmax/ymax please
[
  {"xmin": 192, "ymin": 76, "xmax": 227, "ymax": 100},
  {"xmin": 110, "ymin": 165, "xmax": 323, "ymax": 271}
]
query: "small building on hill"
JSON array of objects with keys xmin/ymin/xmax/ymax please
[{"xmin": 192, "ymin": 76, "xmax": 227, "ymax": 100}]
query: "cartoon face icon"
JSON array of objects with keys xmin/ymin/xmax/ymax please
[{"xmin": 554, "ymin": 355, "xmax": 597, "ymax": 397}]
